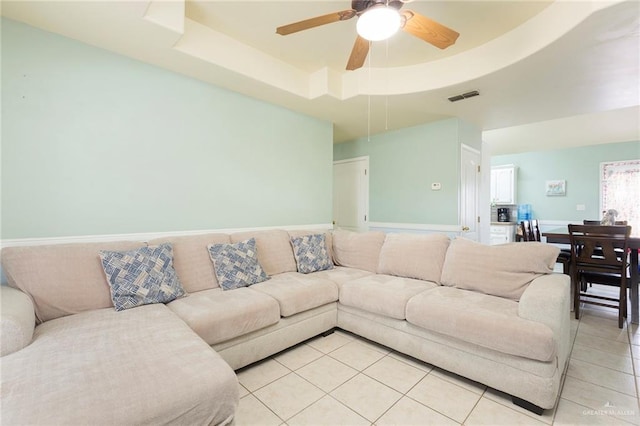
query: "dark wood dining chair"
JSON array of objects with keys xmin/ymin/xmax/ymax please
[
  {"xmin": 582, "ymin": 220, "xmax": 628, "ymax": 290},
  {"xmin": 520, "ymin": 220, "xmax": 571, "ymax": 274},
  {"xmin": 520, "ymin": 219, "xmax": 541, "ymax": 242},
  {"xmin": 568, "ymin": 224, "xmax": 631, "ymax": 328}
]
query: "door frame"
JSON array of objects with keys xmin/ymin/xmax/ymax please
[
  {"xmin": 460, "ymin": 144, "xmax": 481, "ymax": 241},
  {"xmin": 333, "ymin": 156, "xmax": 370, "ymax": 231}
]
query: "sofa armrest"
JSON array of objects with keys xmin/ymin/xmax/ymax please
[
  {"xmin": 518, "ymin": 273, "xmax": 571, "ymax": 366},
  {"xmin": 1, "ymin": 286, "xmax": 36, "ymax": 356}
]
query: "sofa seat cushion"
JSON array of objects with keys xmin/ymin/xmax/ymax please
[
  {"xmin": 0, "ymin": 304, "xmax": 238, "ymax": 426},
  {"xmin": 312, "ymin": 266, "xmax": 373, "ymax": 287},
  {"xmin": 340, "ymin": 274, "xmax": 437, "ymax": 320},
  {"xmin": 167, "ymin": 288, "xmax": 280, "ymax": 345},
  {"xmin": 249, "ymin": 272, "xmax": 338, "ymax": 317},
  {"xmin": 405, "ymin": 286, "xmax": 556, "ymax": 362}
]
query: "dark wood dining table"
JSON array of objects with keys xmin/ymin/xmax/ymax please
[{"xmin": 543, "ymin": 227, "xmax": 640, "ymax": 324}]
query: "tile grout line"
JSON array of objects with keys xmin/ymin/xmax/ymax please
[
  {"xmin": 556, "ymin": 396, "xmax": 638, "ymax": 426},
  {"xmin": 281, "ymin": 371, "xmax": 326, "ymax": 424},
  {"xmin": 572, "ymin": 310, "xmax": 637, "ymax": 398},
  {"xmin": 241, "ymin": 310, "xmax": 638, "ymax": 426},
  {"xmin": 567, "ymin": 307, "xmax": 639, "ymax": 424},
  {"xmin": 553, "ymin": 313, "xmax": 631, "ymax": 425},
  {"xmin": 243, "ymin": 390, "xmax": 287, "ymax": 425},
  {"xmin": 369, "ymin": 356, "xmax": 464, "ymax": 426},
  {"xmin": 549, "ymin": 315, "xmax": 581, "ymax": 426},
  {"xmin": 573, "ymin": 305, "xmax": 640, "ymax": 423},
  {"xmin": 626, "ymin": 317, "xmax": 640, "ymax": 409},
  {"xmin": 266, "ymin": 336, "xmax": 386, "ymax": 424}
]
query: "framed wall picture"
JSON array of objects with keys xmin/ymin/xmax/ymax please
[{"xmin": 545, "ymin": 180, "xmax": 566, "ymax": 196}]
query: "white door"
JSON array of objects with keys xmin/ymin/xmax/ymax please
[
  {"xmin": 333, "ymin": 157, "xmax": 369, "ymax": 231},
  {"xmin": 460, "ymin": 145, "xmax": 481, "ymax": 241}
]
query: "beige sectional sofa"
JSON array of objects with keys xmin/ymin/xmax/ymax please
[{"xmin": 0, "ymin": 228, "xmax": 570, "ymax": 424}]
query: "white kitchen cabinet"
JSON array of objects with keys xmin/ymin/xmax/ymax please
[
  {"xmin": 491, "ymin": 165, "xmax": 517, "ymax": 205},
  {"xmin": 490, "ymin": 224, "xmax": 516, "ymax": 245}
]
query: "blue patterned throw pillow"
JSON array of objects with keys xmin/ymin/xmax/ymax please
[
  {"xmin": 291, "ymin": 233, "xmax": 334, "ymax": 274},
  {"xmin": 208, "ymin": 238, "xmax": 270, "ymax": 290},
  {"xmin": 99, "ymin": 243, "xmax": 186, "ymax": 311}
]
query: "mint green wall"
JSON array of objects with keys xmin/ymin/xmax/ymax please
[
  {"xmin": 491, "ymin": 140, "xmax": 640, "ymax": 221},
  {"xmin": 1, "ymin": 19, "xmax": 333, "ymax": 239},
  {"xmin": 458, "ymin": 119, "xmax": 482, "ymax": 151},
  {"xmin": 334, "ymin": 118, "xmax": 480, "ymax": 224}
]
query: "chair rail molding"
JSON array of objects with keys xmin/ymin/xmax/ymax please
[
  {"xmin": 0, "ymin": 223, "xmax": 334, "ymax": 248},
  {"xmin": 368, "ymin": 222, "xmax": 462, "ymax": 234}
]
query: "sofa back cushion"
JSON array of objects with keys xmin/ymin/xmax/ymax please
[
  {"xmin": 149, "ymin": 233, "xmax": 230, "ymax": 292},
  {"xmin": 332, "ymin": 230, "xmax": 386, "ymax": 273},
  {"xmin": 1, "ymin": 241, "xmax": 142, "ymax": 323},
  {"xmin": 377, "ymin": 233, "xmax": 450, "ymax": 283},
  {"xmin": 440, "ymin": 238, "xmax": 559, "ymax": 301},
  {"xmin": 230, "ymin": 229, "xmax": 296, "ymax": 276}
]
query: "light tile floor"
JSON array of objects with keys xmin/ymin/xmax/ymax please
[{"xmin": 234, "ymin": 285, "xmax": 640, "ymax": 425}]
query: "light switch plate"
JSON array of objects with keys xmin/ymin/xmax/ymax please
[
  {"xmin": 576, "ymin": 204, "xmax": 586, "ymax": 211},
  {"xmin": 431, "ymin": 183, "xmax": 442, "ymax": 190}
]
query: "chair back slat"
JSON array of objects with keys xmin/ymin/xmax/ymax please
[
  {"xmin": 568, "ymin": 225, "xmax": 631, "ymax": 272},
  {"xmin": 520, "ymin": 219, "xmax": 542, "ymax": 242},
  {"xmin": 583, "ymin": 220, "xmax": 628, "ymax": 225}
]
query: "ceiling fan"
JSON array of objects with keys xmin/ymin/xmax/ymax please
[{"xmin": 276, "ymin": 0, "xmax": 460, "ymax": 71}]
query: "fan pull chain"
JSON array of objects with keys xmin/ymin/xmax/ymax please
[
  {"xmin": 385, "ymin": 39, "xmax": 390, "ymax": 131},
  {"xmin": 367, "ymin": 40, "xmax": 372, "ymax": 142}
]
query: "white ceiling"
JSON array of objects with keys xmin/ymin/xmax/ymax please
[{"xmin": 2, "ymin": 0, "xmax": 639, "ymax": 154}]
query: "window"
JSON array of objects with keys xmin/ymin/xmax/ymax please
[{"xmin": 600, "ymin": 159, "xmax": 640, "ymax": 233}]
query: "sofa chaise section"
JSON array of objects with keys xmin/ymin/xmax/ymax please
[
  {"xmin": 1, "ymin": 241, "xmax": 241, "ymax": 425},
  {"xmin": 1, "ymin": 300, "xmax": 238, "ymax": 426}
]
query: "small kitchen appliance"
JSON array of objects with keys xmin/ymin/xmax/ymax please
[{"xmin": 497, "ymin": 207, "xmax": 510, "ymax": 222}]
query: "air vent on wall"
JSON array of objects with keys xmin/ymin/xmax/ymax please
[{"xmin": 448, "ymin": 90, "xmax": 480, "ymax": 102}]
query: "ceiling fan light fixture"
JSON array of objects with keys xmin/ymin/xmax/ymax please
[{"xmin": 356, "ymin": 6, "xmax": 401, "ymax": 41}]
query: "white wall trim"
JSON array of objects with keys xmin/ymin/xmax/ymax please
[
  {"xmin": 538, "ymin": 220, "xmax": 575, "ymax": 227},
  {"xmin": 332, "ymin": 156, "xmax": 369, "ymax": 165},
  {"xmin": 0, "ymin": 223, "xmax": 334, "ymax": 248},
  {"xmin": 461, "ymin": 143, "xmax": 481, "ymax": 155},
  {"xmin": 368, "ymin": 222, "xmax": 461, "ymax": 233}
]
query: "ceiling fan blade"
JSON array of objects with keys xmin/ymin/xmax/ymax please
[
  {"xmin": 276, "ymin": 10, "xmax": 356, "ymax": 35},
  {"xmin": 401, "ymin": 10, "xmax": 460, "ymax": 49},
  {"xmin": 346, "ymin": 35, "xmax": 370, "ymax": 71}
]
